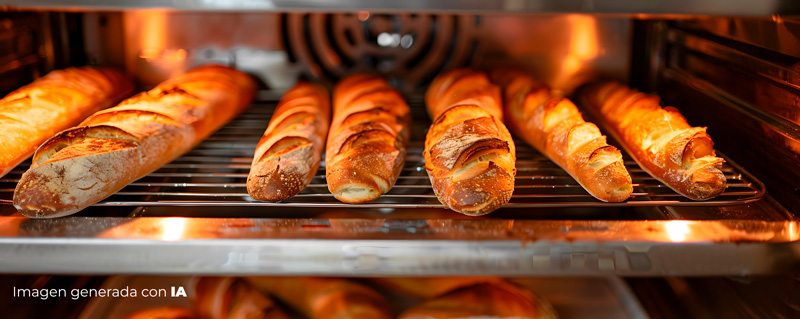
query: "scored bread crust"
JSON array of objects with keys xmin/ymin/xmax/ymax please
[
  {"xmin": 491, "ymin": 70, "xmax": 633, "ymax": 202},
  {"xmin": 0, "ymin": 67, "xmax": 133, "ymax": 178},
  {"xmin": 122, "ymin": 306, "xmax": 198, "ymax": 319},
  {"xmin": 246, "ymin": 277, "xmax": 393, "ymax": 319},
  {"xmin": 191, "ymin": 277, "xmax": 291, "ymax": 319},
  {"xmin": 325, "ymin": 74, "xmax": 410, "ymax": 204},
  {"xmin": 13, "ymin": 65, "xmax": 256, "ymax": 218},
  {"xmin": 397, "ymin": 281, "xmax": 557, "ymax": 319},
  {"xmin": 424, "ymin": 69, "xmax": 516, "ymax": 216},
  {"xmin": 578, "ymin": 82, "xmax": 726, "ymax": 200},
  {"xmin": 247, "ymin": 82, "xmax": 330, "ymax": 201}
]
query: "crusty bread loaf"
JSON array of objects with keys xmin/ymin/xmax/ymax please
[
  {"xmin": 579, "ymin": 82, "xmax": 726, "ymax": 200},
  {"xmin": 247, "ymin": 81, "xmax": 330, "ymax": 201},
  {"xmin": 398, "ymin": 281, "xmax": 557, "ymax": 319},
  {"xmin": 0, "ymin": 67, "xmax": 133, "ymax": 178},
  {"xmin": 370, "ymin": 277, "xmax": 504, "ymax": 299},
  {"xmin": 122, "ymin": 306, "xmax": 198, "ymax": 319},
  {"xmin": 424, "ymin": 69, "xmax": 516, "ymax": 216},
  {"xmin": 325, "ymin": 74, "xmax": 410, "ymax": 203},
  {"xmin": 491, "ymin": 70, "xmax": 632, "ymax": 202},
  {"xmin": 192, "ymin": 277, "xmax": 290, "ymax": 319},
  {"xmin": 247, "ymin": 277, "xmax": 392, "ymax": 319},
  {"xmin": 13, "ymin": 65, "xmax": 256, "ymax": 218}
]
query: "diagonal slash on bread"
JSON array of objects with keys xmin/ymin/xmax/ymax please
[{"xmin": 14, "ymin": 65, "xmax": 256, "ymax": 218}]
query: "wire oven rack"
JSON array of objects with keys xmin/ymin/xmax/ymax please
[{"xmin": 0, "ymin": 97, "xmax": 766, "ymax": 210}]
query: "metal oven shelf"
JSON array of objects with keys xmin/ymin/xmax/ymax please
[
  {"xmin": 0, "ymin": 96, "xmax": 796, "ymax": 276},
  {"xmin": 0, "ymin": 98, "xmax": 768, "ymax": 210}
]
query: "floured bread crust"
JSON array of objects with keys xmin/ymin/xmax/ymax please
[
  {"xmin": 247, "ymin": 82, "xmax": 330, "ymax": 201},
  {"xmin": 424, "ymin": 69, "xmax": 517, "ymax": 216},
  {"xmin": 492, "ymin": 69, "xmax": 633, "ymax": 202},
  {"xmin": 13, "ymin": 65, "xmax": 256, "ymax": 218},
  {"xmin": 325, "ymin": 74, "xmax": 410, "ymax": 204},
  {"xmin": 579, "ymin": 82, "xmax": 726, "ymax": 200},
  {"xmin": 0, "ymin": 67, "xmax": 133, "ymax": 178}
]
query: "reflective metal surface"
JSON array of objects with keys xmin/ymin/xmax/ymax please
[
  {"xmin": 3, "ymin": 0, "xmax": 800, "ymax": 16},
  {"xmin": 679, "ymin": 17, "xmax": 800, "ymax": 59},
  {"xmin": 110, "ymin": 12, "xmax": 630, "ymax": 93},
  {"xmin": 79, "ymin": 276, "xmax": 650, "ymax": 319},
  {"xmin": 656, "ymin": 19, "xmax": 800, "ymax": 214},
  {"xmin": 0, "ymin": 217, "xmax": 797, "ymax": 275}
]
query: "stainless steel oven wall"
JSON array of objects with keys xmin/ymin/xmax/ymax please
[
  {"xmin": 91, "ymin": 11, "xmax": 630, "ymax": 94},
  {"xmin": 0, "ymin": 12, "xmax": 44, "ymax": 95},
  {"xmin": 649, "ymin": 17, "xmax": 800, "ymax": 214}
]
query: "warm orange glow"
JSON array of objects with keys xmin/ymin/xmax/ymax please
[
  {"xmin": 358, "ymin": 11, "xmax": 370, "ymax": 21},
  {"xmin": 554, "ymin": 14, "xmax": 599, "ymax": 93},
  {"xmin": 136, "ymin": 10, "xmax": 168, "ymax": 60},
  {"xmin": 665, "ymin": 220, "xmax": 692, "ymax": 242},
  {"xmin": 789, "ymin": 221, "xmax": 799, "ymax": 241},
  {"xmin": 160, "ymin": 217, "xmax": 187, "ymax": 241},
  {"xmin": 569, "ymin": 15, "xmax": 599, "ymax": 59}
]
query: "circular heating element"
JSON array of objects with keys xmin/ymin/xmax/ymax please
[{"xmin": 280, "ymin": 12, "xmax": 480, "ymax": 92}]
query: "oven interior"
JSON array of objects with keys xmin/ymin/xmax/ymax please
[{"xmin": 0, "ymin": 5, "xmax": 799, "ymax": 319}]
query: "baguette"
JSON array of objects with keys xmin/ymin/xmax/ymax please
[
  {"xmin": 122, "ymin": 307, "xmax": 198, "ymax": 319},
  {"xmin": 0, "ymin": 67, "xmax": 133, "ymax": 178},
  {"xmin": 398, "ymin": 281, "xmax": 557, "ymax": 319},
  {"xmin": 370, "ymin": 277, "xmax": 503, "ymax": 299},
  {"xmin": 247, "ymin": 277, "xmax": 392, "ymax": 319},
  {"xmin": 491, "ymin": 70, "xmax": 632, "ymax": 202},
  {"xmin": 579, "ymin": 82, "xmax": 726, "ymax": 200},
  {"xmin": 326, "ymin": 74, "xmax": 410, "ymax": 203},
  {"xmin": 192, "ymin": 277, "xmax": 290, "ymax": 319},
  {"xmin": 247, "ymin": 81, "xmax": 330, "ymax": 201},
  {"xmin": 424, "ymin": 69, "xmax": 516, "ymax": 215},
  {"xmin": 13, "ymin": 65, "xmax": 256, "ymax": 218}
]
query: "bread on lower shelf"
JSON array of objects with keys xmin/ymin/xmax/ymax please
[
  {"xmin": 398, "ymin": 281, "xmax": 558, "ymax": 319},
  {"xmin": 246, "ymin": 277, "xmax": 393, "ymax": 319},
  {"xmin": 122, "ymin": 306, "xmax": 198, "ymax": 319},
  {"xmin": 192, "ymin": 277, "xmax": 291, "ymax": 319}
]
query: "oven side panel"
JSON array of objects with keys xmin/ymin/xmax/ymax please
[{"xmin": 647, "ymin": 18, "xmax": 800, "ymax": 214}]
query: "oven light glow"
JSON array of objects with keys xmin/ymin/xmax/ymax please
[
  {"xmin": 789, "ymin": 221, "xmax": 798, "ymax": 241},
  {"xmin": 161, "ymin": 217, "xmax": 187, "ymax": 241},
  {"xmin": 358, "ymin": 11, "xmax": 370, "ymax": 21},
  {"xmin": 665, "ymin": 220, "xmax": 691, "ymax": 242},
  {"xmin": 554, "ymin": 14, "xmax": 599, "ymax": 91},
  {"xmin": 377, "ymin": 32, "xmax": 401, "ymax": 47}
]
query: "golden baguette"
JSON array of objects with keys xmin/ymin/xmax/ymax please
[
  {"xmin": 370, "ymin": 277, "xmax": 504, "ymax": 299},
  {"xmin": 326, "ymin": 74, "xmax": 410, "ymax": 203},
  {"xmin": 14, "ymin": 65, "xmax": 256, "ymax": 218},
  {"xmin": 579, "ymin": 82, "xmax": 726, "ymax": 200},
  {"xmin": 246, "ymin": 277, "xmax": 392, "ymax": 319},
  {"xmin": 491, "ymin": 70, "xmax": 632, "ymax": 202},
  {"xmin": 191, "ymin": 277, "xmax": 290, "ymax": 319},
  {"xmin": 0, "ymin": 67, "xmax": 133, "ymax": 178},
  {"xmin": 247, "ymin": 81, "xmax": 330, "ymax": 201},
  {"xmin": 424, "ymin": 69, "xmax": 516, "ymax": 215},
  {"xmin": 398, "ymin": 281, "xmax": 557, "ymax": 319},
  {"xmin": 122, "ymin": 306, "xmax": 198, "ymax": 319}
]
